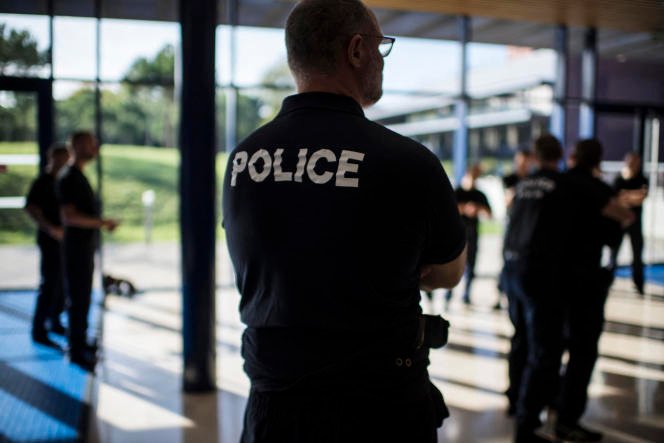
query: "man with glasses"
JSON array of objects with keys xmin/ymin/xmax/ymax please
[{"xmin": 223, "ymin": 1, "xmax": 466, "ymax": 441}]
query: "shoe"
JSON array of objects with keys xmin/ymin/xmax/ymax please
[
  {"xmin": 32, "ymin": 333, "xmax": 64, "ymax": 351},
  {"xmin": 635, "ymin": 284, "xmax": 645, "ymax": 296},
  {"xmin": 462, "ymin": 296, "xmax": 471, "ymax": 305},
  {"xmin": 515, "ymin": 426, "xmax": 551, "ymax": 443},
  {"xmin": 69, "ymin": 350, "xmax": 97, "ymax": 373},
  {"xmin": 493, "ymin": 301, "xmax": 503, "ymax": 311},
  {"xmin": 555, "ymin": 422, "xmax": 602, "ymax": 442}
]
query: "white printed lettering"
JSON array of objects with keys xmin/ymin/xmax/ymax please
[
  {"xmin": 336, "ymin": 150, "xmax": 365, "ymax": 188},
  {"xmin": 248, "ymin": 149, "xmax": 272, "ymax": 182},
  {"xmin": 294, "ymin": 149, "xmax": 307, "ymax": 183},
  {"xmin": 306, "ymin": 149, "xmax": 336, "ymax": 184},
  {"xmin": 230, "ymin": 151, "xmax": 248, "ymax": 187},
  {"xmin": 273, "ymin": 149, "xmax": 293, "ymax": 182}
]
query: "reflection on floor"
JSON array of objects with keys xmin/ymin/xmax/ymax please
[
  {"xmin": 0, "ymin": 290, "xmax": 102, "ymax": 443},
  {"xmin": 89, "ymin": 276, "xmax": 664, "ymax": 443}
]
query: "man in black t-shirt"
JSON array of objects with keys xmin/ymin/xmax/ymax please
[
  {"xmin": 25, "ymin": 143, "xmax": 70, "ymax": 348},
  {"xmin": 494, "ymin": 149, "xmax": 532, "ymax": 311},
  {"xmin": 503, "ymin": 135, "xmax": 569, "ymax": 443},
  {"xmin": 444, "ymin": 164, "xmax": 491, "ymax": 306},
  {"xmin": 57, "ymin": 131, "xmax": 119, "ymax": 372},
  {"xmin": 222, "ymin": 1, "xmax": 466, "ymax": 442},
  {"xmin": 609, "ymin": 152, "xmax": 648, "ymax": 294},
  {"xmin": 554, "ymin": 140, "xmax": 634, "ymax": 442}
]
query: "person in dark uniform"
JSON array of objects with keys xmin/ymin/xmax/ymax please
[
  {"xmin": 222, "ymin": 1, "xmax": 467, "ymax": 442},
  {"xmin": 554, "ymin": 139, "xmax": 634, "ymax": 442},
  {"xmin": 57, "ymin": 131, "xmax": 119, "ymax": 371},
  {"xmin": 609, "ymin": 151, "xmax": 648, "ymax": 295},
  {"xmin": 25, "ymin": 143, "xmax": 70, "ymax": 348},
  {"xmin": 494, "ymin": 149, "xmax": 532, "ymax": 311},
  {"xmin": 445, "ymin": 163, "xmax": 492, "ymax": 306},
  {"xmin": 503, "ymin": 135, "xmax": 570, "ymax": 442}
]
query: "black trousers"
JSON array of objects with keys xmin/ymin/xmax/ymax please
[
  {"xmin": 557, "ymin": 271, "xmax": 610, "ymax": 426},
  {"xmin": 504, "ymin": 261, "xmax": 564, "ymax": 431},
  {"xmin": 446, "ymin": 226, "xmax": 478, "ymax": 302},
  {"xmin": 241, "ymin": 381, "xmax": 444, "ymax": 443},
  {"xmin": 610, "ymin": 221, "xmax": 645, "ymax": 290},
  {"xmin": 32, "ymin": 237, "xmax": 65, "ymax": 335},
  {"xmin": 62, "ymin": 237, "xmax": 95, "ymax": 352}
]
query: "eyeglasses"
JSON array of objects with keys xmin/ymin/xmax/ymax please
[{"xmin": 359, "ymin": 34, "xmax": 396, "ymax": 57}]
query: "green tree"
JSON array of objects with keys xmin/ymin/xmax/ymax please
[
  {"xmin": 0, "ymin": 23, "xmax": 49, "ymax": 142},
  {"xmin": 122, "ymin": 44, "xmax": 175, "ymax": 85},
  {"xmin": 0, "ymin": 23, "xmax": 48, "ymax": 76}
]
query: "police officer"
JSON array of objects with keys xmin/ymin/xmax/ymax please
[
  {"xmin": 609, "ymin": 151, "xmax": 648, "ymax": 295},
  {"xmin": 446, "ymin": 164, "xmax": 492, "ymax": 306},
  {"xmin": 555, "ymin": 139, "xmax": 634, "ymax": 442},
  {"xmin": 503, "ymin": 135, "xmax": 569, "ymax": 442},
  {"xmin": 222, "ymin": 1, "xmax": 467, "ymax": 441},
  {"xmin": 25, "ymin": 143, "xmax": 70, "ymax": 348},
  {"xmin": 57, "ymin": 131, "xmax": 119, "ymax": 371}
]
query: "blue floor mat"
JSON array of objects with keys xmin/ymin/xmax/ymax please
[
  {"xmin": 0, "ymin": 289, "xmax": 102, "ymax": 443},
  {"xmin": 615, "ymin": 263, "xmax": 664, "ymax": 287}
]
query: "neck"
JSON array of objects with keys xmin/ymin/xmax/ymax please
[
  {"xmin": 296, "ymin": 71, "xmax": 364, "ymax": 107},
  {"xmin": 72, "ymin": 157, "xmax": 89, "ymax": 169},
  {"xmin": 538, "ymin": 160, "xmax": 559, "ymax": 171}
]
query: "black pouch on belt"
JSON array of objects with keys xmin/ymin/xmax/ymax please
[{"xmin": 416, "ymin": 314, "xmax": 450, "ymax": 349}]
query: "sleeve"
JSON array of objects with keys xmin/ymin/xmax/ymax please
[
  {"xmin": 25, "ymin": 177, "xmax": 42, "ymax": 207},
  {"xmin": 479, "ymin": 190, "xmax": 492, "ymax": 212},
  {"xmin": 420, "ymin": 157, "xmax": 467, "ymax": 265},
  {"xmin": 594, "ymin": 179, "xmax": 613, "ymax": 212},
  {"xmin": 56, "ymin": 174, "xmax": 78, "ymax": 206}
]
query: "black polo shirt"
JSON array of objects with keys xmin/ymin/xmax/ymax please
[
  {"xmin": 56, "ymin": 165, "xmax": 98, "ymax": 245},
  {"xmin": 504, "ymin": 168, "xmax": 569, "ymax": 277},
  {"xmin": 614, "ymin": 174, "xmax": 648, "ymax": 220},
  {"xmin": 502, "ymin": 172, "xmax": 520, "ymax": 190},
  {"xmin": 25, "ymin": 173, "xmax": 61, "ymax": 245},
  {"xmin": 454, "ymin": 187, "xmax": 491, "ymax": 232},
  {"xmin": 563, "ymin": 167, "xmax": 614, "ymax": 275},
  {"xmin": 222, "ymin": 92, "xmax": 465, "ymax": 391}
]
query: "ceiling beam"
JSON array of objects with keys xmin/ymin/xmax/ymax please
[{"xmin": 364, "ymin": 0, "xmax": 664, "ymax": 34}]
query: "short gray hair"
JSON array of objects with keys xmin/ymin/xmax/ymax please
[{"xmin": 286, "ymin": 0, "xmax": 374, "ymax": 76}]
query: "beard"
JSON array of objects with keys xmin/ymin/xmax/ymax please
[{"xmin": 361, "ymin": 56, "xmax": 383, "ymax": 107}]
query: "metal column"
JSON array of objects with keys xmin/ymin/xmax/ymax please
[
  {"xmin": 225, "ymin": 0, "xmax": 238, "ymax": 152},
  {"xmin": 453, "ymin": 16, "xmax": 470, "ymax": 186},
  {"xmin": 579, "ymin": 28, "xmax": 597, "ymax": 139},
  {"xmin": 179, "ymin": 0, "xmax": 217, "ymax": 392},
  {"xmin": 550, "ymin": 25, "xmax": 568, "ymax": 144}
]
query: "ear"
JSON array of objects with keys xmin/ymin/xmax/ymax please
[{"xmin": 347, "ymin": 34, "xmax": 364, "ymax": 68}]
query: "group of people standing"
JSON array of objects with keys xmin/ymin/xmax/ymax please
[
  {"xmin": 502, "ymin": 135, "xmax": 642, "ymax": 442},
  {"xmin": 25, "ymin": 130, "xmax": 118, "ymax": 372}
]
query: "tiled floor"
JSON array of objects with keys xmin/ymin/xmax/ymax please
[
  {"xmin": 88, "ymin": 276, "xmax": 664, "ymax": 443},
  {"xmin": 0, "ymin": 290, "xmax": 102, "ymax": 443},
  {"xmin": 2, "ymin": 239, "xmax": 662, "ymax": 443}
]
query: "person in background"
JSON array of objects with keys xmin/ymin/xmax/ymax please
[
  {"xmin": 609, "ymin": 151, "xmax": 648, "ymax": 295},
  {"xmin": 555, "ymin": 139, "xmax": 634, "ymax": 442},
  {"xmin": 57, "ymin": 131, "xmax": 119, "ymax": 371},
  {"xmin": 494, "ymin": 149, "xmax": 532, "ymax": 310},
  {"xmin": 503, "ymin": 135, "xmax": 569, "ymax": 442},
  {"xmin": 25, "ymin": 143, "xmax": 70, "ymax": 349},
  {"xmin": 222, "ymin": 1, "xmax": 467, "ymax": 441},
  {"xmin": 446, "ymin": 163, "xmax": 492, "ymax": 307}
]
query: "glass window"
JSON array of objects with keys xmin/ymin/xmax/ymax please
[
  {"xmin": 54, "ymin": 80, "xmax": 96, "ymax": 142},
  {"xmin": 100, "ymin": 19, "xmax": 179, "ymax": 82},
  {"xmin": 53, "ymin": 16, "xmax": 96, "ymax": 80},
  {"xmin": 233, "ymin": 26, "xmax": 289, "ymax": 88},
  {"xmin": 0, "ymin": 14, "xmax": 50, "ymax": 78},
  {"xmin": 383, "ymin": 36, "xmax": 460, "ymax": 96}
]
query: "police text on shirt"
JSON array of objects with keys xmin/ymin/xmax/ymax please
[{"xmin": 230, "ymin": 148, "xmax": 365, "ymax": 188}]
